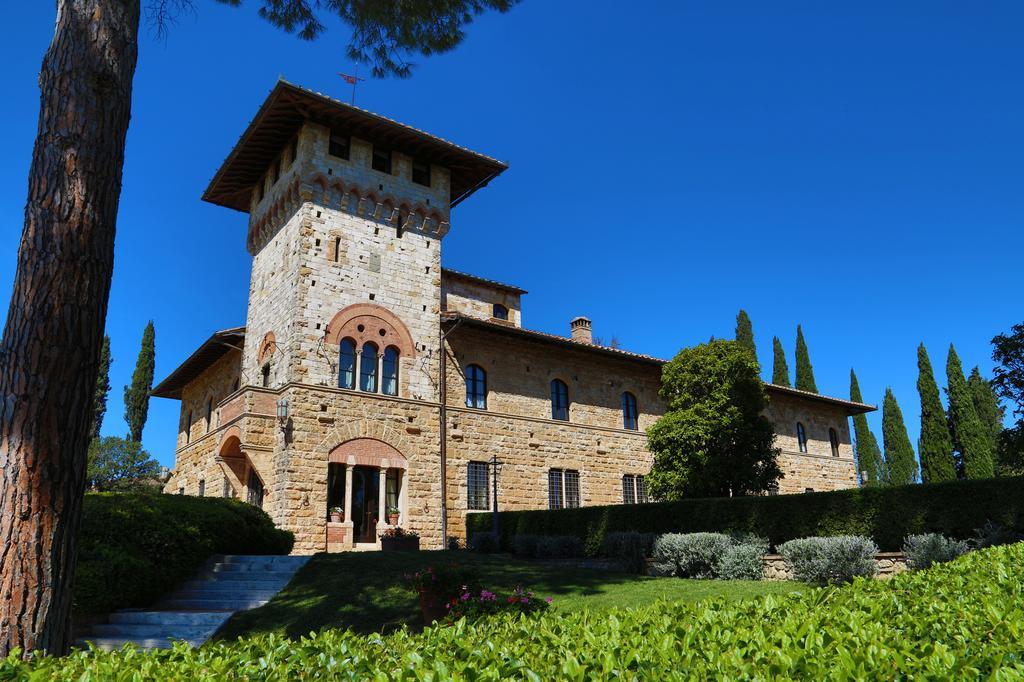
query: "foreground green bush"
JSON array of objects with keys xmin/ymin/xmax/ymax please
[
  {"xmin": 8, "ymin": 542, "xmax": 1023, "ymax": 678},
  {"xmin": 470, "ymin": 475, "xmax": 1024, "ymax": 551},
  {"xmin": 74, "ymin": 492, "xmax": 293, "ymax": 615}
]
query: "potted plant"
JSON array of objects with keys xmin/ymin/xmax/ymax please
[
  {"xmin": 387, "ymin": 505, "xmax": 401, "ymax": 525},
  {"xmin": 380, "ymin": 526, "xmax": 420, "ymax": 552},
  {"xmin": 328, "ymin": 506, "xmax": 343, "ymax": 523}
]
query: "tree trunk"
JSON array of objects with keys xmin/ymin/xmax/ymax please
[{"xmin": 0, "ymin": 0, "xmax": 139, "ymax": 656}]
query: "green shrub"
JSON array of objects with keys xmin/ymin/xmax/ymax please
[
  {"xmin": 534, "ymin": 535, "xmax": 582, "ymax": 560},
  {"xmin": 651, "ymin": 533, "xmax": 733, "ymax": 578},
  {"xmin": 779, "ymin": 535, "xmax": 878, "ymax": 585},
  {"xmin": 74, "ymin": 492, "xmax": 293, "ymax": 615},
  {"xmin": 10, "ymin": 543, "xmax": 1024, "ymax": 678},
  {"xmin": 511, "ymin": 534, "xmax": 540, "ymax": 558},
  {"xmin": 467, "ymin": 476, "xmax": 1024, "ymax": 551},
  {"xmin": 466, "ymin": 531, "xmax": 500, "ymax": 553},
  {"xmin": 971, "ymin": 520, "xmax": 1024, "ymax": 549},
  {"xmin": 599, "ymin": 531, "xmax": 655, "ymax": 573},
  {"xmin": 903, "ymin": 533, "xmax": 970, "ymax": 570},
  {"xmin": 716, "ymin": 543, "xmax": 766, "ymax": 580}
]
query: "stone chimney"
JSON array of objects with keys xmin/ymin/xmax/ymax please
[{"xmin": 570, "ymin": 316, "xmax": 592, "ymax": 344}]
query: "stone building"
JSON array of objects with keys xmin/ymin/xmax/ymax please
[{"xmin": 154, "ymin": 80, "xmax": 875, "ymax": 553}]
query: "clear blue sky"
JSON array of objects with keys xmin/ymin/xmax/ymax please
[{"xmin": 1, "ymin": 2, "xmax": 1021, "ymax": 469}]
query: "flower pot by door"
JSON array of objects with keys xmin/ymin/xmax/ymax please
[{"xmin": 388, "ymin": 514, "xmax": 400, "ymax": 525}]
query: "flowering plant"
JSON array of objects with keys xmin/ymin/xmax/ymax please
[
  {"xmin": 380, "ymin": 526, "xmax": 419, "ymax": 539},
  {"xmin": 444, "ymin": 586, "xmax": 551, "ymax": 623},
  {"xmin": 406, "ymin": 562, "xmax": 481, "ymax": 600}
]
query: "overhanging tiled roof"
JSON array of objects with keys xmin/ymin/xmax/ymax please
[
  {"xmin": 151, "ymin": 327, "xmax": 246, "ymax": 400},
  {"xmin": 203, "ymin": 79, "xmax": 508, "ymax": 212},
  {"xmin": 763, "ymin": 383, "xmax": 876, "ymax": 415},
  {"xmin": 442, "ymin": 312, "xmax": 665, "ymax": 365},
  {"xmin": 441, "ymin": 268, "xmax": 527, "ymax": 295}
]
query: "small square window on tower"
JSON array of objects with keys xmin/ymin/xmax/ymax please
[
  {"xmin": 329, "ymin": 134, "xmax": 350, "ymax": 160},
  {"xmin": 372, "ymin": 146, "xmax": 392, "ymax": 174},
  {"xmin": 412, "ymin": 159, "xmax": 431, "ymax": 187}
]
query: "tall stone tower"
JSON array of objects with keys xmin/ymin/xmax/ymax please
[{"xmin": 204, "ymin": 81, "xmax": 506, "ymax": 401}]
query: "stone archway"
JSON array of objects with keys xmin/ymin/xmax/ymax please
[{"xmin": 217, "ymin": 429, "xmax": 264, "ymax": 507}]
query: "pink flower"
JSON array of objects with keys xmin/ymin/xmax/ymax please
[
  {"xmin": 461, "ymin": 592, "xmax": 471, "ymax": 601},
  {"xmin": 545, "ymin": 597, "xmax": 553, "ymax": 603}
]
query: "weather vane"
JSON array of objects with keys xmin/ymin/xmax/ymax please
[{"xmin": 338, "ymin": 68, "xmax": 365, "ymax": 105}]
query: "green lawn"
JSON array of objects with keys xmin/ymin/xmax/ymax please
[{"xmin": 216, "ymin": 551, "xmax": 807, "ymax": 640}]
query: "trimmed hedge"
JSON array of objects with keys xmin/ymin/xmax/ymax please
[
  {"xmin": 468, "ymin": 476, "xmax": 1024, "ymax": 552},
  {"xmin": 8, "ymin": 543, "xmax": 1024, "ymax": 677},
  {"xmin": 74, "ymin": 492, "xmax": 293, "ymax": 615}
]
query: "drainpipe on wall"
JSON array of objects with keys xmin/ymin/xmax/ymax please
[{"xmin": 439, "ymin": 320, "xmax": 448, "ymax": 546}]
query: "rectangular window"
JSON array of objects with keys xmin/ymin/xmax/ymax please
[
  {"xmin": 412, "ymin": 159, "xmax": 431, "ymax": 186},
  {"xmin": 198, "ymin": 479, "xmax": 206, "ymax": 497},
  {"xmin": 386, "ymin": 469, "xmax": 400, "ymax": 513},
  {"xmin": 372, "ymin": 146, "xmax": 392, "ymax": 174},
  {"xmin": 289, "ymin": 137, "xmax": 298, "ymax": 166},
  {"xmin": 329, "ymin": 134, "xmax": 350, "ymax": 159},
  {"xmin": 564, "ymin": 470, "xmax": 580, "ymax": 508},
  {"xmin": 185, "ymin": 411, "xmax": 192, "ymax": 444},
  {"xmin": 261, "ymin": 364, "xmax": 271, "ymax": 388},
  {"xmin": 548, "ymin": 469, "xmax": 563, "ymax": 510},
  {"xmin": 467, "ymin": 461, "xmax": 489, "ymax": 511},
  {"xmin": 622, "ymin": 474, "xmax": 648, "ymax": 504},
  {"xmin": 548, "ymin": 469, "xmax": 580, "ymax": 509}
]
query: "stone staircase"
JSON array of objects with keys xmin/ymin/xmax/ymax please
[{"xmin": 75, "ymin": 554, "xmax": 310, "ymax": 651}]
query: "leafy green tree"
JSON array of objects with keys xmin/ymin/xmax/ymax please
[
  {"xmin": 794, "ymin": 325, "xmax": 818, "ymax": 393},
  {"xmin": 916, "ymin": 344, "xmax": 956, "ymax": 483},
  {"xmin": 1, "ymin": 0, "xmax": 518, "ymax": 657},
  {"xmin": 735, "ymin": 310, "xmax": 756, "ymax": 359},
  {"xmin": 647, "ymin": 340, "xmax": 782, "ymax": 499},
  {"xmin": 850, "ymin": 369, "xmax": 884, "ymax": 485},
  {"xmin": 946, "ymin": 345, "xmax": 994, "ymax": 479},
  {"xmin": 86, "ymin": 437, "xmax": 161, "ymax": 492},
  {"xmin": 772, "ymin": 337, "xmax": 790, "ymax": 387},
  {"xmin": 992, "ymin": 322, "xmax": 1024, "ymax": 475},
  {"xmin": 91, "ymin": 335, "xmax": 112, "ymax": 440},
  {"xmin": 124, "ymin": 321, "xmax": 155, "ymax": 444},
  {"xmin": 969, "ymin": 367, "xmax": 1003, "ymax": 457},
  {"xmin": 882, "ymin": 388, "xmax": 918, "ymax": 485}
]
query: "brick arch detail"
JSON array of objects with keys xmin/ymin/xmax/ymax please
[
  {"xmin": 315, "ymin": 416, "xmax": 412, "ymax": 462},
  {"xmin": 218, "ymin": 426, "xmax": 244, "ymax": 455},
  {"xmin": 324, "ymin": 303, "xmax": 416, "ymax": 358},
  {"xmin": 327, "ymin": 438, "xmax": 408, "ymax": 469}
]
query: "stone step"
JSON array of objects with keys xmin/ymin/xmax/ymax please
[
  {"xmin": 207, "ymin": 562, "xmax": 304, "ymax": 574},
  {"xmin": 159, "ymin": 597, "xmax": 271, "ymax": 611},
  {"xmin": 210, "ymin": 554, "xmax": 309, "ymax": 566},
  {"xmin": 91, "ymin": 623, "xmax": 224, "ymax": 639},
  {"xmin": 74, "ymin": 636, "xmax": 204, "ymax": 652},
  {"xmin": 168, "ymin": 590, "xmax": 281, "ymax": 603},
  {"xmin": 109, "ymin": 611, "xmax": 232, "ymax": 626},
  {"xmin": 177, "ymin": 579, "xmax": 290, "ymax": 593}
]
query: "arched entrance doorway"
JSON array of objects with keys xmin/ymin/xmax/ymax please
[
  {"xmin": 218, "ymin": 431, "xmax": 264, "ymax": 509},
  {"xmin": 326, "ymin": 438, "xmax": 409, "ymax": 550}
]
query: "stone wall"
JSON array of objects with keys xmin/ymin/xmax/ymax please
[
  {"xmin": 441, "ymin": 274, "xmax": 522, "ymax": 327},
  {"xmin": 765, "ymin": 392, "xmax": 858, "ymax": 492},
  {"xmin": 763, "ymin": 552, "xmax": 908, "ymax": 580}
]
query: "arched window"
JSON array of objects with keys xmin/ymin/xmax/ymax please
[
  {"xmin": 621, "ymin": 392, "xmax": 639, "ymax": 430},
  {"xmin": 382, "ymin": 346, "xmax": 399, "ymax": 396},
  {"xmin": 465, "ymin": 364, "xmax": 487, "ymax": 409},
  {"xmin": 829, "ymin": 427, "xmax": 840, "ymax": 457},
  {"xmin": 551, "ymin": 379, "xmax": 570, "ymax": 421},
  {"xmin": 492, "ymin": 304, "xmax": 509, "ymax": 321},
  {"xmin": 796, "ymin": 422, "xmax": 808, "ymax": 453},
  {"xmin": 359, "ymin": 343, "xmax": 379, "ymax": 392},
  {"xmin": 338, "ymin": 338, "xmax": 356, "ymax": 389}
]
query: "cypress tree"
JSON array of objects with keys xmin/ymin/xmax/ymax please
[
  {"xmin": 771, "ymin": 337, "xmax": 790, "ymax": 386},
  {"xmin": 882, "ymin": 388, "xmax": 918, "ymax": 485},
  {"xmin": 968, "ymin": 366, "xmax": 1004, "ymax": 459},
  {"xmin": 124, "ymin": 321, "xmax": 156, "ymax": 443},
  {"xmin": 794, "ymin": 325, "xmax": 818, "ymax": 393},
  {"xmin": 946, "ymin": 345, "xmax": 994, "ymax": 479},
  {"xmin": 735, "ymin": 310, "xmax": 756, "ymax": 359},
  {"xmin": 91, "ymin": 334, "xmax": 112, "ymax": 440},
  {"xmin": 850, "ymin": 369, "xmax": 883, "ymax": 485},
  {"xmin": 916, "ymin": 344, "xmax": 956, "ymax": 483}
]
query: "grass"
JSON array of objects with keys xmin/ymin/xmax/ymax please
[{"xmin": 216, "ymin": 551, "xmax": 807, "ymax": 640}]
